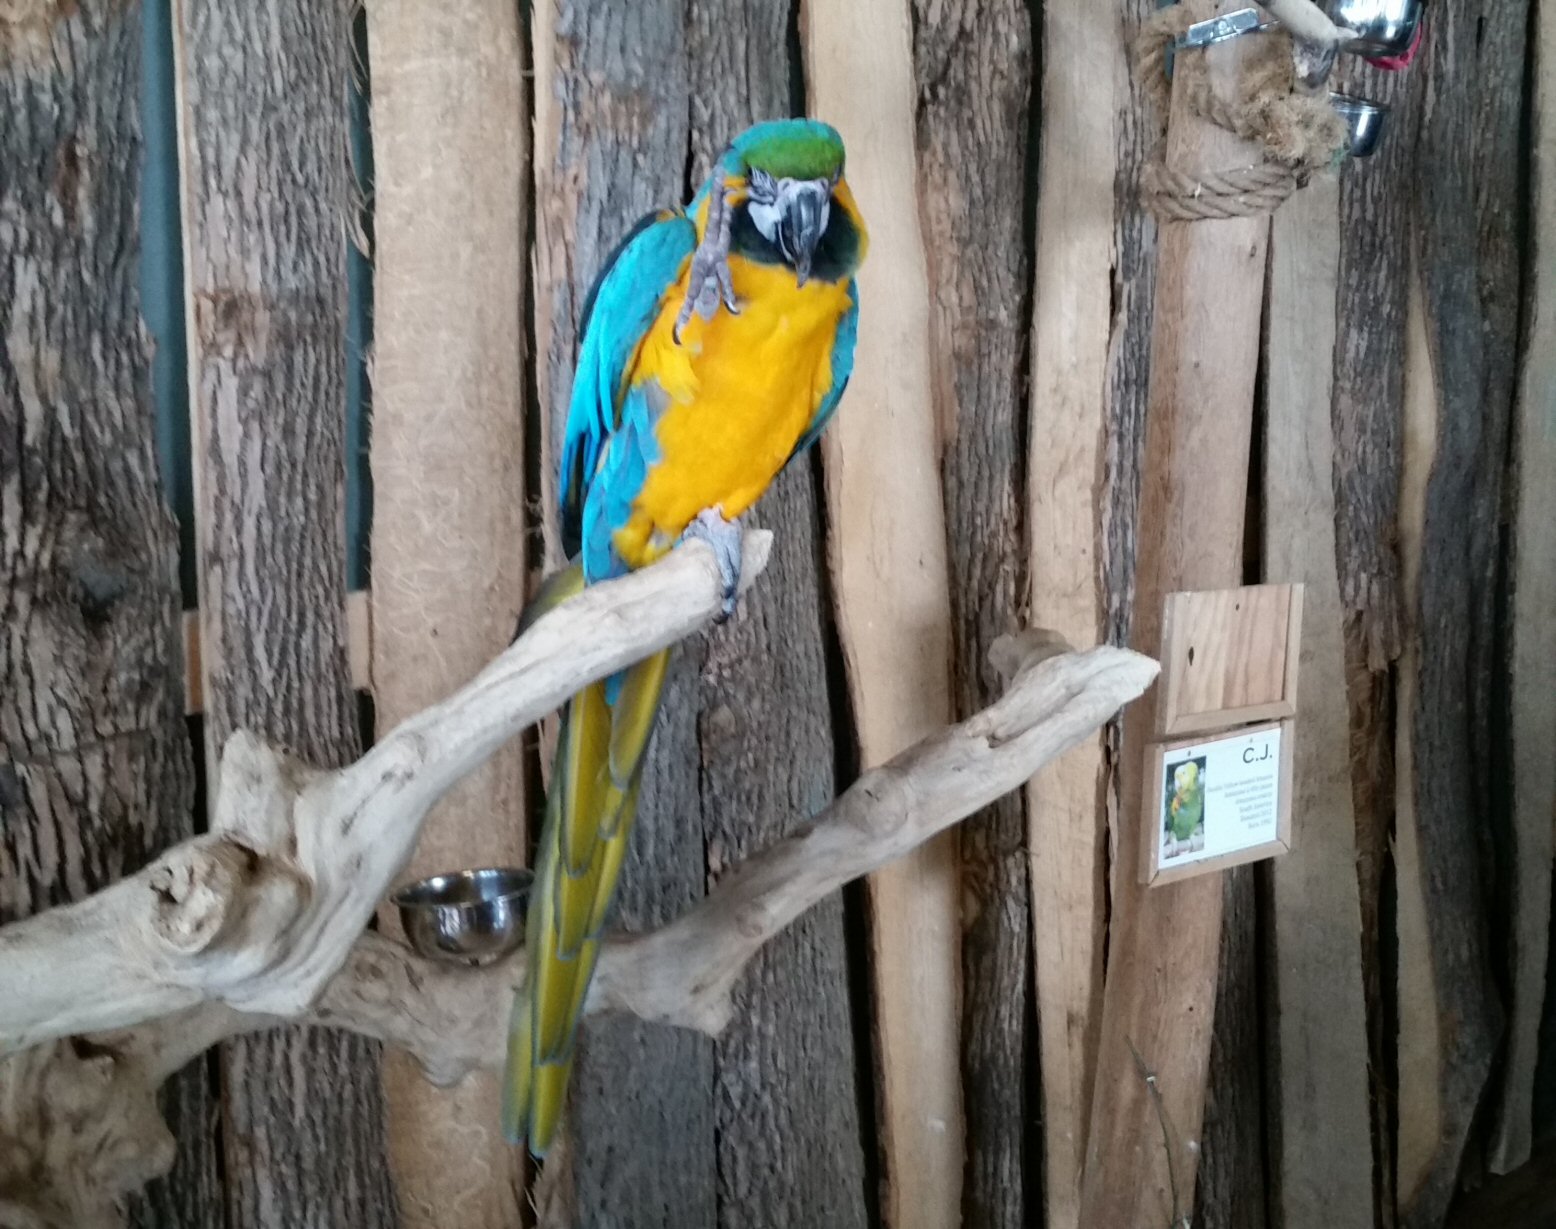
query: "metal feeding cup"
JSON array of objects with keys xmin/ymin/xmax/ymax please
[
  {"xmin": 1330, "ymin": 93, "xmax": 1389, "ymax": 157},
  {"xmin": 1326, "ymin": 0, "xmax": 1424, "ymax": 58},
  {"xmin": 392, "ymin": 866, "xmax": 534, "ymax": 966}
]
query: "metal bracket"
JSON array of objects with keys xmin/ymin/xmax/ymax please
[{"xmin": 1174, "ymin": 7, "xmax": 1275, "ymax": 50}]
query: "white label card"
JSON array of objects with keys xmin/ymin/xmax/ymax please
[{"xmin": 1157, "ymin": 724, "xmax": 1283, "ymax": 871}]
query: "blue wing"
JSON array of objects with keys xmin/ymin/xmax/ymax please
[
  {"xmin": 560, "ymin": 209, "xmax": 696, "ymax": 576},
  {"xmin": 787, "ymin": 277, "xmax": 859, "ymax": 464}
]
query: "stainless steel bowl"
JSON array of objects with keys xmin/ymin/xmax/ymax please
[
  {"xmin": 1327, "ymin": 0, "xmax": 1423, "ymax": 58},
  {"xmin": 1330, "ymin": 93, "xmax": 1389, "ymax": 158},
  {"xmin": 392, "ymin": 866, "xmax": 533, "ymax": 966}
]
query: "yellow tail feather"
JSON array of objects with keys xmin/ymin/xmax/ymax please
[{"xmin": 502, "ymin": 647, "xmax": 670, "ymax": 1156}]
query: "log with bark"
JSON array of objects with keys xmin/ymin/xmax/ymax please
[
  {"xmin": 529, "ymin": 5, "xmax": 867, "ymax": 1221},
  {"xmin": 528, "ymin": 4, "xmax": 714, "ymax": 1219},
  {"xmin": 0, "ymin": 3, "xmax": 218, "ymax": 1225},
  {"xmin": 173, "ymin": 0, "xmax": 396, "ymax": 1222},
  {"xmin": 0, "ymin": 534, "xmax": 1157, "ymax": 1226},
  {"xmin": 912, "ymin": 4, "xmax": 1036, "ymax": 1226},
  {"xmin": 1395, "ymin": 2, "xmax": 1527, "ymax": 1223}
]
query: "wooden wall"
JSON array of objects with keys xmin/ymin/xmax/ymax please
[{"xmin": 0, "ymin": 0, "xmax": 1552, "ymax": 1227}]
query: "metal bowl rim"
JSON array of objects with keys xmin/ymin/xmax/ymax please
[
  {"xmin": 390, "ymin": 865, "xmax": 535, "ymax": 909},
  {"xmin": 1329, "ymin": 92, "xmax": 1391, "ymax": 117}
]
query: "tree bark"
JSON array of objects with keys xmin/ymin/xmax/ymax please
[
  {"xmin": 173, "ymin": 0, "xmax": 396, "ymax": 1222},
  {"xmin": 686, "ymin": 5, "xmax": 869, "ymax": 1225},
  {"xmin": 1194, "ymin": 866, "xmax": 1268, "ymax": 1229},
  {"xmin": 1395, "ymin": 2, "xmax": 1526, "ymax": 1223},
  {"xmin": 1330, "ymin": 49, "xmax": 1418, "ymax": 1228},
  {"xmin": 0, "ymin": 3, "xmax": 218, "ymax": 1225},
  {"xmin": 911, "ymin": 3, "xmax": 1035, "ymax": 1224},
  {"xmin": 530, "ymin": 3, "xmax": 717, "ymax": 1223}
]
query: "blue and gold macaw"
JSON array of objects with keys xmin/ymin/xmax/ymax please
[{"xmin": 502, "ymin": 118, "xmax": 868, "ymax": 1156}]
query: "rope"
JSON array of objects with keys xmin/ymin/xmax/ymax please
[
  {"xmin": 1133, "ymin": 0, "xmax": 1348, "ymax": 222},
  {"xmin": 1141, "ymin": 161, "xmax": 1300, "ymax": 221}
]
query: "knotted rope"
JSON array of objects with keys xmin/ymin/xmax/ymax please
[{"xmin": 1135, "ymin": 0, "xmax": 1349, "ymax": 222}]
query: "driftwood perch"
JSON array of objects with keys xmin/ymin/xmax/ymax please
[{"xmin": 0, "ymin": 533, "xmax": 1157, "ymax": 1227}]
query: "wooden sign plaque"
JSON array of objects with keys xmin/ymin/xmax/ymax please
[{"xmin": 1141, "ymin": 583, "xmax": 1303, "ymax": 886}]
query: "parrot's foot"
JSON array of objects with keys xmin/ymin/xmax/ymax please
[
  {"xmin": 681, "ymin": 506, "xmax": 742, "ymax": 621},
  {"xmin": 674, "ymin": 180, "xmax": 739, "ymax": 344}
]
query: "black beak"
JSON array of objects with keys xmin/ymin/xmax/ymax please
[{"xmin": 781, "ymin": 181, "xmax": 830, "ymax": 288}]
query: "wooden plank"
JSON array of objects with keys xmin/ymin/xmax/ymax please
[
  {"xmin": 1331, "ymin": 53, "xmax": 1417, "ymax": 1226},
  {"xmin": 681, "ymin": 6, "xmax": 870, "ymax": 1226},
  {"xmin": 1089, "ymin": 0, "xmax": 1163, "ymax": 1206},
  {"xmin": 803, "ymin": 5, "xmax": 963, "ymax": 1227},
  {"xmin": 1395, "ymin": 250, "xmax": 1441, "ymax": 1220},
  {"xmin": 1395, "ymin": 1, "xmax": 1528, "ymax": 1220},
  {"xmin": 528, "ymin": 2, "xmax": 717, "ymax": 1223},
  {"xmin": 1193, "ymin": 864, "xmax": 1268, "ymax": 1229},
  {"xmin": 172, "ymin": 0, "xmax": 396, "ymax": 1222},
  {"xmin": 911, "ymin": 2, "xmax": 1034, "ymax": 1225},
  {"xmin": 1489, "ymin": 0, "xmax": 1556, "ymax": 1173},
  {"xmin": 362, "ymin": 2, "xmax": 528, "ymax": 1224},
  {"xmin": 1080, "ymin": 8, "xmax": 1269, "ymax": 1222},
  {"xmin": 1262, "ymin": 172, "xmax": 1374, "ymax": 1227},
  {"xmin": 1024, "ymin": 6, "xmax": 1119, "ymax": 1225},
  {"xmin": 1157, "ymin": 585, "xmax": 1299, "ymax": 736},
  {"xmin": 0, "ymin": 6, "xmax": 220, "ymax": 1225}
]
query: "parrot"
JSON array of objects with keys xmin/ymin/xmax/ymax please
[
  {"xmin": 1167, "ymin": 760, "xmax": 1204, "ymax": 844},
  {"xmin": 502, "ymin": 118, "xmax": 869, "ymax": 1157}
]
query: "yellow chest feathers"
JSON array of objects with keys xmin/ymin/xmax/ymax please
[{"xmin": 614, "ymin": 258, "xmax": 852, "ymax": 565}]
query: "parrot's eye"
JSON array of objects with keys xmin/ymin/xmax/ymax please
[{"xmin": 748, "ymin": 167, "xmax": 778, "ymax": 203}]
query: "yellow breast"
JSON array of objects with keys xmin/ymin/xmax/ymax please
[{"xmin": 611, "ymin": 256, "xmax": 852, "ymax": 569}]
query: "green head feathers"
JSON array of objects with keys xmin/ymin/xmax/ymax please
[{"xmin": 723, "ymin": 119, "xmax": 845, "ymax": 182}]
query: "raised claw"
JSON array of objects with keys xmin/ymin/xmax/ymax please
[{"xmin": 673, "ymin": 179, "xmax": 740, "ymax": 345}]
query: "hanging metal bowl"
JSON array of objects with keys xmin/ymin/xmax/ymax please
[
  {"xmin": 392, "ymin": 866, "xmax": 533, "ymax": 966},
  {"xmin": 1330, "ymin": 93, "xmax": 1390, "ymax": 158},
  {"xmin": 1326, "ymin": 0, "xmax": 1424, "ymax": 59}
]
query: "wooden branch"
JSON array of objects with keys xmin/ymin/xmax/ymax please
[
  {"xmin": 0, "ymin": 590, "xmax": 1154, "ymax": 1225},
  {"xmin": 2, "ymin": 549, "xmax": 1152, "ymax": 1062},
  {"xmin": 0, "ymin": 532, "xmax": 772, "ymax": 1051},
  {"xmin": 172, "ymin": 638, "xmax": 1154, "ymax": 1077},
  {"xmin": 1257, "ymin": 0, "xmax": 1344, "ymax": 47}
]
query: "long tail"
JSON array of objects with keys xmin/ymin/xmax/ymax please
[{"xmin": 501, "ymin": 565, "xmax": 669, "ymax": 1155}]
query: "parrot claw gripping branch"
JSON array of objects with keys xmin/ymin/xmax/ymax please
[{"xmin": 0, "ymin": 526, "xmax": 1154, "ymax": 1216}]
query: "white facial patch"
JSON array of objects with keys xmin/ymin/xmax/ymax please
[{"xmin": 749, "ymin": 196, "xmax": 782, "ymax": 243}]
